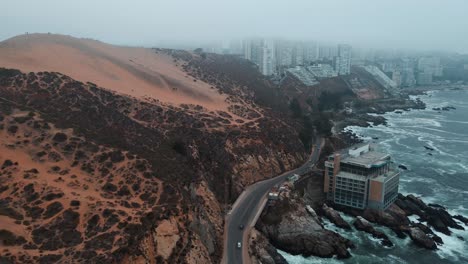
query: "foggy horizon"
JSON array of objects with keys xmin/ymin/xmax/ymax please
[{"xmin": 2, "ymin": 0, "xmax": 468, "ymax": 54}]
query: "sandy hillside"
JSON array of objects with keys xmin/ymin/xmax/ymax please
[{"xmin": 0, "ymin": 33, "xmax": 229, "ymax": 110}]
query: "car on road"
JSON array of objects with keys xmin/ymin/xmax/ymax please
[
  {"xmin": 237, "ymin": 242, "xmax": 242, "ymax": 249},
  {"xmin": 239, "ymin": 224, "xmax": 244, "ymax": 230}
]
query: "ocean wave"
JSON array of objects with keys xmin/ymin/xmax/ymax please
[
  {"xmin": 278, "ymin": 249, "xmax": 344, "ymax": 264},
  {"xmin": 438, "ymin": 119, "xmax": 468, "ymax": 125},
  {"xmin": 387, "ymin": 117, "xmax": 442, "ymax": 128},
  {"xmin": 339, "ymin": 89, "xmax": 468, "ymax": 263},
  {"xmin": 433, "ymin": 228, "xmax": 468, "ymax": 262},
  {"xmin": 417, "ymin": 126, "xmax": 468, "ymax": 137},
  {"xmin": 448, "ymin": 205, "xmax": 468, "ymax": 216},
  {"xmin": 407, "ymin": 215, "xmax": 421, "ymax": 223}
]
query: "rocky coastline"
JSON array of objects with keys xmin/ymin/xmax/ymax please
[
  {"xmin": 252, "ymin": 192, "xmax": 355, "ymax": 261},
  {"xmin": 251, "ymin": 185, "xmax": 468, "ymax": 262},
  {"xmin": 327, "ymin": 193, "xmax": 467, "ymax": 250},
  {"xmin": 248, "ymin": 88, "xmax": 468, "ymax": 263},
  {"xmin": 333, "ymin": 94, "xmax": 426, "ymax": 134}
]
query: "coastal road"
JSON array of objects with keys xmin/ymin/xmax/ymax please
[{"xmin": 222, "ymin": 137, "xmax": 324, "ymax": 264}]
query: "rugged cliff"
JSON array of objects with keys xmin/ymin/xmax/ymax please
[
  {"xmin": 0, "ymin": 37, "xmax": 307, "ymax": 264},
  {"xmin": 253, "ymin": 189, "xmax": 354, "ymax": 260}
]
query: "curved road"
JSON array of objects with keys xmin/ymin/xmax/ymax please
[{"xmin": 222, "ymin": 137, "xmax": 324, "ymax": 264}]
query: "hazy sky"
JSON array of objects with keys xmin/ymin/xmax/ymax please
[{"xmin": 2, "ymin": 0, "xmax": 468, "ymax": 53}]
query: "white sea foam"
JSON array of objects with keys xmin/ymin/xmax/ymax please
[
  {"xmin": 448, "ymin": 205, "xmax": 468, "ymax": 216},
  {"xmin": 407, "ymin": 215, "xmax": 421, "ymax": 223},
  {"xmin": 394, "ymin": 138, "xmax": 414, "ymax": 152},
  {"xmin": 438, "ymin": 138, "xmax": 468, "ymax": 144},
  {"xmin": 278, "ymin": 249, "xmax": 343, "ymax": 264},
  {"xmin": 400, "ymin": 177, "xmax": 436, "ymax": 185},
  {"xmin": 439, "ymin": 119, "xmax": 468, "ymax": 125},
  {"xmin": 334, "ymin": 89, "xmax": 468, "ymax": 263},
  {"xmin": 433, "ymin": 228, "xmax": 468, "ymax": 262},
  {"xmin": 390, "ymin": 117, "xmax": 442, "ymax": 128},
  {"xmin": 418, "ymin": 126, "xmax": 468, "ymax": 137},
  {"xmin": 387, "ymin": 254, "xmax": 410, "ymax": 264}
]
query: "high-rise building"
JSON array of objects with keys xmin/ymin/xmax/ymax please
[
  {"xmin": 418, "ymin": 57, "xmax": 442, "ymax": 77},
  {"xmin": 417, "ymin": 71, "xmax": 433, "ymax": 85},
  {"xmin": 324, "ymin": 143, "xmax": 400, "ymax": 211},
  {"xmin": 227, "ymin": 39, "xmax": 243, "ymax": 55},
  {"xmin": 392, "ymin": 71, "xmax": 402, "ymax": 88},
  {"xmin": 275, "ymin": 40, "xmax": 293, "ymax": 68},
  {"xmin": 242, "ymin": 39, "xmax": 252, "ymax": 60},
  {"xmin": 401, "ymin": 69, "xmax": 416, "ymax": 87},
  {"xmin": 275, "ymin": 40, "xmax": 308, "ymax": 69},
  {"xmin": 400, "ymin": 58, "xmax": 416, "ymax": 87},
  {"xmin": 318, "ymin": 44, "xmax": 333, "ymax": 60},
  {"xmin": 303, "ymin": 41, "xmax": 319, "ymax": 64},
  {"xmin": 243, "ymin": 39, "xmax": 276, "ymax": 76},
  {"xmin": 334, "ymin": 44, "xmax": 352, "ymax": 75},
  {"xmin": 380, "ymin": 62, "xmax": 397, "ymax": 73},
  {"xmin": 260, "ymin": 40, "xmax": 276, "ymax": 76},
  {"xmin": 292, "ymin": 43, "xmax": 304, "ymax": 66}
]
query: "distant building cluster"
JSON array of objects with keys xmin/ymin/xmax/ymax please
[
  {"xmin": 185, "ymin": 37, "xmax": 467, "ymax": 88},
  {"xmin": 242, "ymin": 39, "xmax": 351, "ymax": 77},
  {"xmin": 373, "ymin": 55, "xmax": 443, "ymax": 88},
  {"xmin": 307, "ymin": 64, "xmax": 337, "ymax": 78},
  {"xmin": 334, "ymin": 44, "xmax": 352, "ymax": 75},
  {"xmin": 286, "ymin": 67, "xmax": 319, "ymax": 86}
]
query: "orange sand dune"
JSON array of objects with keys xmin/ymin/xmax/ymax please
[{"xmin": 0, "ymin": 33, "xmax": 228, "ymax": 110}]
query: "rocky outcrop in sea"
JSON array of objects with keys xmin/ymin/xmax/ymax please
[
  {"xmin": 253, "ymin": 194, "xmax": 354, "ymax": 260},
  {"xmin": 324, "ymin": 193, "xmax": 467, "ymax": 251},
  {"xmin": 252, "ymin": 184, "xmax": 468, "ymax": 261}
]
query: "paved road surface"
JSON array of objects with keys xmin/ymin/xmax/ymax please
[{"xmin": 222, "ymin": 137, "xmax": 324, "ymax": 264}]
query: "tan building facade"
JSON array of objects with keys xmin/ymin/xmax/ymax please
[{"xmin": 324, "ymin": 143, "xmax": 400, "ymax": 211}]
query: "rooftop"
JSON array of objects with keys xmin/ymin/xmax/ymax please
[
  {"xmin": 342, "ymin": 150, "xmax": 390, "ymax": 168},
  {"xmin": 286, "ymin": 66, "xmax": 319, "ymax": 86},
  {"xmin": 331, "ymin": 143, "xmax": 391, "ymax": 168},
  {"xmin": 307, "ymin": 64, "xmax": 337, "ymax": 78}
]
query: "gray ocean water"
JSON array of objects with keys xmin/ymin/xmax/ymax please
[{"xmin": 280, "ymin": 88, "xmax": 468, "ymax": 264}]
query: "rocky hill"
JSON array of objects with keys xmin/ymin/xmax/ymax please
[
  {"xmin": 278, "ymin": 65, "xmax": 388, "ymax": 115},
  {"xmin": 0, "ymin": 34, "xmax": 306, "ymax": 263}
]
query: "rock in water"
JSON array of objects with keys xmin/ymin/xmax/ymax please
[
  {"xmin": 249, "ymin": 229, "xmax": 288, "ymax": 264},
  {"xmin": 256, "ymin": 198, "xmax": 354, "ymax": 259},
  {"xmin": 426, "ymin": 207, "xmax": 465, "ymax": 235},
  {"xmin": 454, "ymin": 215, "xmax": 468, "ymax": 226},
  {"xmin": 409, "ymin": 227, "xmax": 437, "ymax": 250},
  {"xmin": 424, "ymin": 145, "xmax": 435, "ymax": 151},
  {"xmin": 413, "ymin": 223, "xmax": 444, "ymax": 245},
  {"xmin": 353, "ymin": 216, "xmax": 393, "ymax": 247},
  {"xmin": 321, "ymin": 204, "xmax": 351, "ymax": 230},
  {"xmin": 353, "ymin": 216, "xmax": 374, "ymax": 233}
]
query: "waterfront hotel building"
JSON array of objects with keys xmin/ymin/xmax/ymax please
[{"xmin": 324, "ymin": 143, "xmax": 400, "ymax": 211}]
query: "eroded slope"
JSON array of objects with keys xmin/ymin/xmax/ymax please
[{"xmin": 0, "ymin": 67, "xmax": 306, "ymax": 263}]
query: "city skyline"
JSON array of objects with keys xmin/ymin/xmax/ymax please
[
  {"xmin": 2, "ymin": 0, "xmax": 468, "ymax": 54},
  {"xmin": 236, "ymin": 37, "xmax": 455, "ymax": 91}
]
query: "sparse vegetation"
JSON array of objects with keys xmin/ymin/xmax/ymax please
[
  {"xmin": 0, "ymin": 50, "xmax": 307, "ymax": 263},
  {"xmin": 289, "ymin": 98, "xmax": 302, "ymax": 118},
  {"xmin": 171, "ymin": 140, "xmax": 187, "ymax": 156}
]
